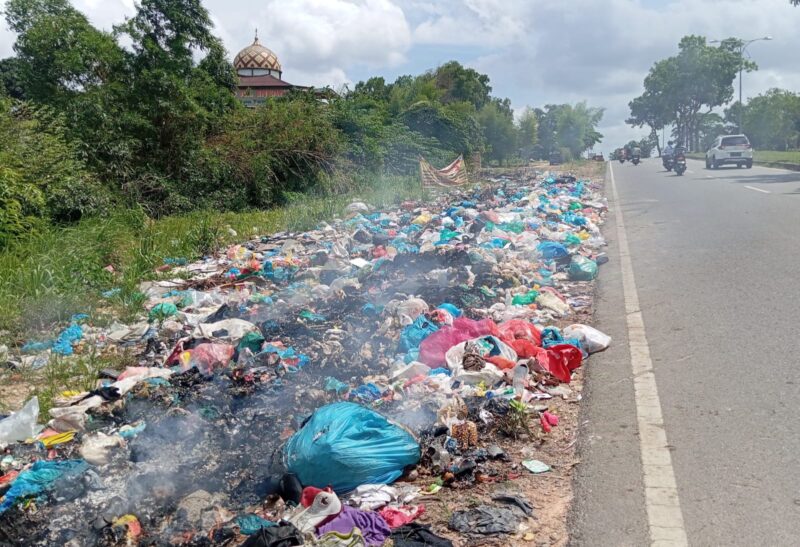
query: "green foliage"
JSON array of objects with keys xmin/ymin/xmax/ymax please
[
  {"xmin": 0, "ymin": 98, "xmax": 111, "ymax": 246},
  {"xmin": 201, "ymin": 94, "xmax": 343, "ymax": 211},
  {"xmin": 2, "ymin": 0, "xmax": 603, "ymax": 246},
  {"xmin": 629, "ymin": 35, "xmax": 752, "ymax": 151},
  {"xmin": 534, "ymin": 102, "xmax": 604, "ymax": 159},
  {"xmin": 478, "ymin": 98, "xmax": 517, "ymax": 165},
  {"xmin": 727, "ymin": 89, "xmax": 800, "ymax": 150},
  {"xmin": 0, "ymin": 57, "xmax": 26, "ymax": 99}
]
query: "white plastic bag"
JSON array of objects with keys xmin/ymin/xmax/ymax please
[
  {"xmin": 563, "ymin": 324, "xmax": 611, "ymax": 354},
  {"xmin": 0, "ymin": 397, "xmax": 40, "ymax": 447}
]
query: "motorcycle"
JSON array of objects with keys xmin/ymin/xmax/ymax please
[
  {"xmin": 632, "ymin": 155, "xmax": 640, "ymax": 165},
  {"xmin": 662, "ymin": 156, "xmax": 674, "ymax": 172},
  {"xmin": 674, "ymin": 153, "xmax": 687, "ymax": 176}
]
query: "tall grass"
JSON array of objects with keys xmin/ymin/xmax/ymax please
[{"xmin": 0, "ymin": 175, "xmax": 425, "ymax": 340}]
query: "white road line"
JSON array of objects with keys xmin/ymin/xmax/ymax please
[
  {"xmin": 744, "ymin": 185, "xmax": 770, "ymax": 194},
  {"xmin": 608, "ymin": 163, "xmax": 689, "ymax": 546}
]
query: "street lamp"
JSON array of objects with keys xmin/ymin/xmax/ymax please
[{"xmin": 710, "ymin": 36, "xmax": 772, "ymax": 133}]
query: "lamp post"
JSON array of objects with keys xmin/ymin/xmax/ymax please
[{"xmin": 710, "ymin": 36, "xmax": 772, "ymax": 133}]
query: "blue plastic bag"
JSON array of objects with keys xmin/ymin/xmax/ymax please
[
  {"xmin": 537, "ymin": 241, "xmax": 569, "ymax": 260},
  {"xmin": 284, "ymin": 402, "xmax": 420, "ymax": 494},
  {"xmin": 398, "ymin": 316, "xmax": 439, "ymax": 353},
  {"xmin": 0, "ymin": 460, "xmax": 89, "ymax": 514}
]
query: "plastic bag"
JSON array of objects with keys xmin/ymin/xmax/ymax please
[
  {"xmin": 0, "ymin": 460, "xmax": 89, "ymax": 514},
  {"xmin": 0, "ymin": 397, "xmax": 40, "ymax": 447},
  {"xmin": 418, "ymin": 317, "xmax": 499, "ymax": 367},
  {"xmin": 535, "ymin": 292, "xmax": 570, "ymax": 316},
  {"xmin": 445, "ymin": 336, "xmax": 516, "ymax": 385},
  {"xmin": 568, "ymin": 255, "xmax": 598, "ymax": 281},
  {"xmin": 563, "ymin": 324, "xmax": 611, "ymax": 354},
  {"xmin": 398, "ymin": 316, "xmax": 439, "ymax": 353},
  {"xmin": 284, "ymin": 402, "xmax": 420, "ymax": 494},
  {"xmin": 537, "ymin": 241, "xmax": 569, "ymax": 260},
  {"xmin": 531, "ymin": 344, "xmax": 583, "ymax": 384},
  {"xmin": 195, "ymin": 319, "xmax": 260, "ymax": 342},
  {"xmin": 497, "ymin": 320, "xmax": 542, "ymax": 347}
]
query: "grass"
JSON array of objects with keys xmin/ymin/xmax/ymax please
[
  {"xmin": 753, "ymin": 150, "xmax": 800, "ymax": 165},
  {"xmin": 687, "ymin": 149, "xmax": 800, "ymax": 167},
  {"xmin": 0, "ymin": 174, "xmax": 429, "ymax": 415},
  {"xmin": 0, "ymin": 174, "xmax": 426, "ymax": 342}
]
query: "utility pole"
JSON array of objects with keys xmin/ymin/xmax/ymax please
[{"xmin": 710, "ymin": 36, "xmax": 772, "ymax": 133}]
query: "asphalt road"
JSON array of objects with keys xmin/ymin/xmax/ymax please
[{"xmin": 570, "ymin": 158, "xmax": 800, "ymax": 546}]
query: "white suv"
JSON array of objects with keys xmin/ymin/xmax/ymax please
[{"xmin": 705, "ymin": 134, "xmax": 753, "ymax": 169}]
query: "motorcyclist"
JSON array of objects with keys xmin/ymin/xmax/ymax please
[{"xmin": 663, "ymin": 141, "xmax": 675, "ymax": 158}]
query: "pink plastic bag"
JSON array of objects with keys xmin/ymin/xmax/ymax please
[{"xmin": 418, "ymin": 317, "xmax": 499, "ymax": 367}]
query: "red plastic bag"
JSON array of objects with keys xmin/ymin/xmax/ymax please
[
  {"xmin": 418, "ymin": 317, "xmax": 499, "ymax": 367},
  {"xmin": 498, "ymin": 320, "xmax": 542, "ymax": 346},
  {"xmin": 508, "ymin": 339, "xmax": 538, "ymax": 358},
  {"xmin": 548, "ymin": 344, "xmax": 583, "ymax": 371},
  {"xmin": 485, "ymin": 355, "xmax": 516, "ymax": 370},
  {"xmin": 533, "ymin": 347, "xmax": 571, "ymax": 383}
]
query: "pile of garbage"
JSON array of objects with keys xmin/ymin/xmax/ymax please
[{"xmin": 0, "ymin": 170, "xmax": 611, "ymax": 546}]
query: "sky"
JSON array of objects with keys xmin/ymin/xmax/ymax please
[{"xmin": 1, "ymin": 0, "xmax": 799, "ymax": 154}]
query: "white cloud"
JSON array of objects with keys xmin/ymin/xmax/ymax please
[{"xmin": 1, "ymin": 0, "xmax": 799, "ymax": 153}]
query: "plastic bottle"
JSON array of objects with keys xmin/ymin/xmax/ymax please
[{"xmin": 513, "ymin": 363, "xmax": 529, "ymax": 397}]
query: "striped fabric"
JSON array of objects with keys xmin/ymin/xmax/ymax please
[{"xmin": 419, "ymin": 155, "xmax": 469, "ymax": 188}]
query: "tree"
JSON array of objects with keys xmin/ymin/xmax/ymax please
[
  {"xmin": 0, "ymin": 57, "xmax": 27, "ymax": 99},
  {"xmin": 5, "ymin": 0, "xmax": 124, "ymax": 106},
  {"xmin": 517, "ymin": 107, "xmax": 538, "ymax": 159},
  {"xmin": 627, "ymin": 91, "xmax": 671, "ymax": 155},
  {"xmin": 478, "ymin": 98, "xmax": 517, "ymax": 165},
  {"xmin": 432, "ymin": 61, "xmax": 492, "ymax": 109},
  {"xmin": 730, "ymin": 89, "xmax": 800, "ymax": 150},
  {"xmin": 535, "ymin": 102, "xmax": 604, "ymax": 158},
  {"xmin": 115, "ymin": 0, "xmax": 239, "ymax": 184},
  {"xmin": 630, "ymin": 35, "xmax": 752, "ymax": 151}
]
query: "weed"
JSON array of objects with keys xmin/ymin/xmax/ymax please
[
  {"xmin": 499, "ymin": 399, "xmax": 532, "ymax": 440},
  {"xmin": 0, "ymin": 175, "xmax": 423, "ymax": 340}
]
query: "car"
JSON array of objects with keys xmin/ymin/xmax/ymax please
[
  {"xmin": 549, "ymin": 150, "xmax": 563, "ymax": 165},
  {"xmin": 705, "ymin": 134, "xmax": 753, "ymax": 169},
  {"xmin": 593, "ymin": 153, "xmax": 605, "ymax": 162}
]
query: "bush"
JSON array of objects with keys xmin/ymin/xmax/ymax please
[{"xmin": 0, "ymin": 99, "xmax": 110, "ymax": 245}]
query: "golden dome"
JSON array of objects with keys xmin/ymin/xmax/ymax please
[{"xmin": 234, "ymin": 35, "xmax": 282, "ymax": 73}]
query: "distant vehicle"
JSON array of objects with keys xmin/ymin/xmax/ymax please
[
  {"xmin": 706, "ymin": 134, "xmax": 753, "ymax": 169},
  {"xmin": 674, "ymin": 148, "xmax": 687, "ymax": 175},
  {"xmin": 617, "ymin": 148, "xmax": 626, "ymax": 164},
  {"xmin": 549, "ymin": 150, "xmax": 563, "ymax": 165},
  {"xmin": 593, "ymin": 153, "xmax": 604, "ymax": 161},
  {"xmin": 631, "ymin": 146, "xmax": 641, "ymax": 165}
]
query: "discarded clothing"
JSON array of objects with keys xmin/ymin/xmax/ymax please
[
  {"xmin": 378, "ymin": 505, "xmax": 425, "ymax": 528},
  {"xmin": 241, "ymin": 523, "xmax": 304, "ymax": 547},
  {"xmin": 390, "ymin": 523, "xmax": 453, "ymax": 547},
  {"xmin": 316, "ymin": 505, "xmax": 391, "ymax": 547}
]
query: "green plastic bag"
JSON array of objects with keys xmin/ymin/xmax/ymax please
[
  {"xmin": 148, "ymin": 302, "xmax": 178, "ymax": 323},
  {"xmin": 238, "ymin": 331, "xmax": 265, "ymax": 353},
  {"xmin": 512, "ymin": 290, "xmax": 539, "ymax": 306},
  {"xmin": 564, "ymin": 233, "xmax": 582, "ymax": 247},
  {"xmin": 568, "ymin": 255, "xmax": 598, "ymax": 281}
]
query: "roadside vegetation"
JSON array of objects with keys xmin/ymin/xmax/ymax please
[
  {"xmin": 0, "ymin": 0, "xmax": 605, "ymax": 341},
  {"xmin": 626, "ymin": 36, "xmax": 800, "ymax": 156}
]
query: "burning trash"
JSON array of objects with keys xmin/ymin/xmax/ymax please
[{"xmin": 0, "ymin": 169, "xmax": 610, "ymax": 545}]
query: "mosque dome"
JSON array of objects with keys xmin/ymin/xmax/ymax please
[{"xmin": 234, "ymin": 34, "xmax": 282, "ymax": 77}]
